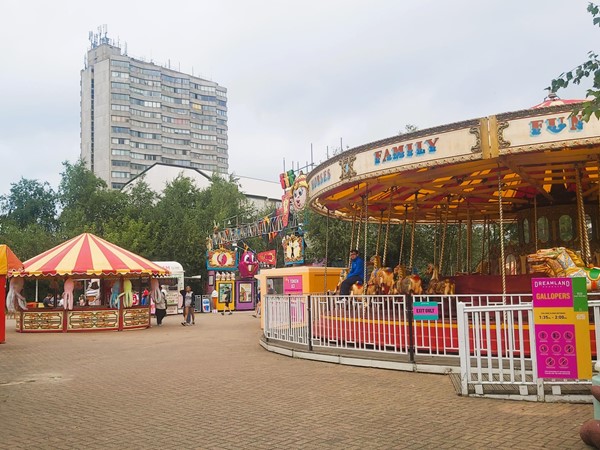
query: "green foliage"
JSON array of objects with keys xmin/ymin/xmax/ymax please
[
  {"xmin": 549, "ymin": 3, "xmax": 600, "ymax": 120},
  {"xmin": 0, "ymin": 178, "xmax": 57, "ymax": 232}
]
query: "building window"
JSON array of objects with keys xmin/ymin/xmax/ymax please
[{"xmin": 522, "ymin": 218, "xmax": 530, "ymax": 244}]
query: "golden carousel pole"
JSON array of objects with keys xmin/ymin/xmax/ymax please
[
  {"xmin": 323, "ymin": 208, "xmax": 330, "ymax": 294},
  {"xmin": 497, "ymin": 166, "xmax": 507, "ymax": 299},
  {"xmin": 533, "ymin": 196, "xmax": 539, "ymax": 252},
  {"xmin": 399, "ymin": 205, "xmax": 408, "ymax": 268},
  {"xmin": 382, "ymin": 188, "xmax": 394, "ymax": 267},
  {"xmin": 439, "ymin": 197, "xmax": 449, "ymax": 275},
  {"xmin": 408, "ymin": 194, "xmax": 418, "ymax": 272},
  {"xmin": 363, "ymin": 188, "xmax": 369, "ymax": 286},
  {"xmin": 575, "ymin": 166, "xmax": 591, "ymax": 265},
  {"xmin": 375, "ymin": 211, "xmax": 384, "ymax": 257},
  {"xmin": 467, "ymin": 204, "xmax": 472, "ymax": 273}
]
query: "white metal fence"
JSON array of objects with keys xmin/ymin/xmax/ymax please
[{"xmin": 263, "ymin": 292, "xmax": 600, "ymax": 401}]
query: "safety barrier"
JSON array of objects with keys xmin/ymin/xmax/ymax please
[{"xmin": 263, "ymin": 293, "xmax": 600, "ymax": 402}]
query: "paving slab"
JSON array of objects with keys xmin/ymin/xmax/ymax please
[{"xmin": 0, "ymin": 312, "xmax": 593, "ymax": 449}]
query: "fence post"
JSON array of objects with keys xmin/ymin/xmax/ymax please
[
  {"xmin": 407, "ymin": 294, "xmax": 415, "ymax": 363},
  {"xmin": 288, "ymin": 294, "xmax": 292, "ymax": 333},
  {"xmin": 307, "ymin": 295, "xmax": 313, "ymax": 351},
  {"xmin": 457, "ymin": 301, "xmax": 469, "ymax": 396}
]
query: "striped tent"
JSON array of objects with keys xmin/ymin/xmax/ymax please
[{"xmin": 9, "ymin": 233, "xmax": 170, "ymax": 278}]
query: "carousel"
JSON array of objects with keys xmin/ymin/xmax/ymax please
[
  {"xmin": 308, "ymin": 94, "xmax": 600, "ymax": 290},
  {"xmin": 6, "ymin": 233, "xmax": 170, "ymax": 333},
  {"xmin": 303, "ymin": 94, "xmax": 600, "ymax": 353}
]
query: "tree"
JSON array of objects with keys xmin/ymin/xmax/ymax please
[
  {"xmin": 0, "ymin": 178, "xmax": 57, "ymax": 232},
  {"xmin": 549, "ymin": 3, "xmax": 600, "ymax": 121}
]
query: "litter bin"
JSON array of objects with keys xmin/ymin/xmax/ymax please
[{"xmin": 194, "ymin": 295, "xmax": 203, "ymax": 313}]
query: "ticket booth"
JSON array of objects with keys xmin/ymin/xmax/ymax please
[{"xmin": 254, "ymin": 266, "xmax": 343, "ymax": 327}]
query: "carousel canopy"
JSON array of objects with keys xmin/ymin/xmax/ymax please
[
  {"xmin": 307, "ymin": 102, "xmax": 600, "ymax": 223},
  {"xmin": 0, "ymin": 245, "xmax": 23, "ymax": 275},
  {"xmin": 9, "ymin": 233, "xmax": 170, "ymax": 278}
]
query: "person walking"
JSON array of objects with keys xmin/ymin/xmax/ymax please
[
  {"xmin": 155, "ymin": 285, "xmax": 167, "ymax": 326},
  {"xmin": 181, "ymin": 285, "xmax": 194, "ymax": 326},
  {"xmin": 221, "ymin": 285, "xmax": 233, "ymax": 315}
]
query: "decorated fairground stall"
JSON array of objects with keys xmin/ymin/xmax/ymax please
[
  {"xmin": 6, "ymin": 233, "xmax": 170, "ymax": 333},
  {"xmin": 207, "ymin": 171, "xmax": 345, "ymax": 319},
  {"xmin": 205, "ymin": 246, "xmax": 261, "ymax": 312},
  {"xmin": 1, "ymin": 245, "xmax": 22, "ymax": 343}
]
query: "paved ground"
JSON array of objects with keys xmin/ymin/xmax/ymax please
[{"xmin": 0, "ymin": 311, "xmax": 594, "ymax": 449}]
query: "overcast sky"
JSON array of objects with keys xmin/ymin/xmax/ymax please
[{"xmin": 0, "ymin": 0, "xmax": 597, "ymax": 196}]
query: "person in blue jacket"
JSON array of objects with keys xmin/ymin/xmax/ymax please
[{"xmin": 339, "ymin": 249, "xmax": 364, "ymax": 296}]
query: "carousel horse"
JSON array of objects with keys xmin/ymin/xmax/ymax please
[
  {"xmin": 425, "ymin": 264, "xmax": 455, "ymax": 295},
  {"xmin": 110, "ymin": 279, "xmax": 121, "ymax": 308},
  {"xmin": 392, "ymin": 265, "xmax": 423, "ymax": 295},
  {"xmin": 118, "ymin": 279, "xmax": 133, "ymax": 308},
  {"xmin": 527, "ymin": 247, "xmax": 600, "ymax": 291},
  {"xmin": 6, "ymin": 277, "xmax": 26, "ymax": 316},
  {"xmin": 368, "ymin": 255, "xmax": 395, "ymax": 295},
  {"xmin": 63, "ymin": 278, "xmax": 75, "ymax": 310}
]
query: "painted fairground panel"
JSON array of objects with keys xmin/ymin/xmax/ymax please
[
  {"xmin": 21, "ymin": 310, "xmax": 63, "ymax": 332},
  {"xmin": 215, "ymin": 280, "xmax": 235, "ymax": 311},
  {"xmin": 206, "ymin": 248, "xmax": 238, "ymax": 271},
  {"xmin": 500, "ymin": 109, "xmax": 600, "ymax": 152},
  {"xmin": 235, "ymin": 280, "xmax": 254, "ymax": 311},
  {"xmin": 123, "ymin": 307, "xmax": 151, "ymax": 328},
  {"xmin": 282, "ymin": 234, "xmax": 304, "ymax": 266},
  {"xmin": 308, "ymin": 123, "xmax": 481, "ymax": 199},
  {"xmin": 67, "ymin": 310, "xmax": 119, "ymax": 331}
]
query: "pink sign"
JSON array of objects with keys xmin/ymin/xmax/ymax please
[
  {"xmin": 284, "ymin": 275, "xmax": 303, "ymax": 294},
  {"xmin": 532, "ymin": 278, "xmax": 573, "ymax": 308},
  {"xmin": 535, "ymin": 324, "xmax": 577, "ymax": 379},
  {"xmin": 532, "ymin": 277, "xmax": 578, "ymax": 379}
]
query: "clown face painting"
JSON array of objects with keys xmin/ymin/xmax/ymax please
[{"xmin": 291, "ymin": 174, "xmax": 309, "ymax": 211}]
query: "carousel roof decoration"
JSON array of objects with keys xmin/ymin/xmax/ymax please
[
  {"xmin": 530, "ymin": 92, "xmax": 586, "ymax": 109},
  {"xmin": 9, "ymin": 233, "xmax": 170, "ymax": 278}
]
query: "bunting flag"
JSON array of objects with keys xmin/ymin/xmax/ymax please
[
  {"xmin": 257, "ymin": 250, "xmax": 276, "ymax": 266},
  {"xmin": 9, "ymin": 233, "xmax": 170, "ymax": 278}
]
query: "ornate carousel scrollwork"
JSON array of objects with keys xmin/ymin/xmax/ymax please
[
  {"xmin": 339, "ymin": 154, "xmax": 357, "ymax": 180},
  {"xmin": 469, "ymin": 125, "xmax": 481, "ymax": 153},
  {"xmin": 497, "ymin": 120, "xmax": 511, "ymax": 148}
]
